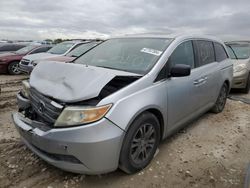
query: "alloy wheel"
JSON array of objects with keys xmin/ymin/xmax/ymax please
[{"xmin": 130, "ymin": 123, "xmax": 156, "ymax": 164}]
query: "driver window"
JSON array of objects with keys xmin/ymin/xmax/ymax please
[{"xmin": 170, "ymin": 41, "xmax": 195, "ymax": 69}]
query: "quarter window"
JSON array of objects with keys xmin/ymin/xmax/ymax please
[
  {"xmin": 214, "ymin": 43, "xmax": 228, "ymax": 62},
  {"xmin": 170, "ymin": 41, "xmax": 195, "ymax": 69},
  {"xmin": 194, "ymin": 41, "xmax": 215, "ymax": 66}
]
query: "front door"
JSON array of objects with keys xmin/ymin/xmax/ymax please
[{"xmin": 166, "ymin": 40, "xmax": 207, "ymax": 131}]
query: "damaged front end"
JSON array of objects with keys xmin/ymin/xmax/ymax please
[
  {"xmin": 17, "ymin": 62, "xmax": 141, "ymax": 129},
  {"xmin": 17, "ymin": 84, "xmax": 64, "ymax": 131}
]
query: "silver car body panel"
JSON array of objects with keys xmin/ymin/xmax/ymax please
[{"xmin": 13, "ymin": 34, "xmax": 233, "ymax": 174}]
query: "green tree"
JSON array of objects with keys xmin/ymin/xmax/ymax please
[{"xmin": 54, "ymin": 38, "xmax": 63, "ymax": 44}]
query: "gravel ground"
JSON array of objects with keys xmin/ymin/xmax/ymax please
[{"xmin": 0, "ymin": 75, "xmax": 250, "ymax": 188}]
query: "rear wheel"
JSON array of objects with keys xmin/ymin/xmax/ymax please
[
  {"xmin": 8, "ymin": 61, "xmax": 21, "ymax": 75},
  {"xmin": 242, "ymin": 74, "xmax": 250, "ymax": 94},
  {"xmin": 211, "ymin": 83, "xmax": 228, "ymax": 113},
  {"xmin": 119, "ymin": 112, "xmax": 160, "ymax": 174}
]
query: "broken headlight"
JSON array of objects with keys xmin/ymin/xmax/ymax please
[
  {"xmin": 54, "ymin": 104, "xmax": 112, "ymax": 127},
  {"xmin": 21, "ymin": 80, "xmax": 30, "ymax": 98}
]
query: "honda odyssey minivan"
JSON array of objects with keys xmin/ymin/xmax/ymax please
[{"xmin": 13, "ymin": 34, "xmax": 233, "ymax": 175}]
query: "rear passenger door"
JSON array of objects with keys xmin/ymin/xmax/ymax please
[{"xmin": 193, "ymin": 40, "xmax": 220, "ymax": 107}]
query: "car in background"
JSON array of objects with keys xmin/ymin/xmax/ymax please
[
  {"xmin": 19, "ymin": 41, "xmax": 88, "ymax": 74},
  {"xmin": 13, "ymin": 34, "xmax": 232, "ymax": 174},
  {"xmin": 40, "ymin": 40, "xmax": 102, "ymax": 64},
  {"xmin": 0, "ymin": 43, "xmax": 26, "ymax": 54},
  {"xmin": 0, "ymin": 45, "xmax": 52, "ymax": 75},
  {"xmin": 225, "ymin": 41, "xmax": 250, "ymax": 93}
]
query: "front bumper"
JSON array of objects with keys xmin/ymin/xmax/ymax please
[
  {"xmin": 232, "ymin": 69, "xmax": 249, "ymax": 89},
  {"xmin": 0, "ymin": 62, "xmax": 8, "ymax": 73},
  {"xmin": 18, "ymin": 64, "xmax": 33, "ymax": 74},
  {"xmin": 12, "ymin": 111, "xmax": 125, "ymax": 174}
]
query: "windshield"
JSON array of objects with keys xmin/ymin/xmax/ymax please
[
  {"xmin": 226, "ymin": 44, "xmax": 250, "ymax": 59},
  {"xmin": 15, "ymin": 45, "xmax": 37, "ymax": 54},
  {"xmin": 74, "ymin": 38, "xmax": 172, "ymax": 74},
  {"xmin": 66, "ymin": 42, "xmax": 98, "ymax": 57},
  {"xmin": 48, "ymin": 42, "xmax": 75, "ymax": 55}
]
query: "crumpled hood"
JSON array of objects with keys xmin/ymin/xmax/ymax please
[
  {"xmin": 23, "ymin": 52, "xmax": 61, "ymax": 61},
  {"xmin": 30, "ymin": 61, "xmax": 139, "ymax": 103}
]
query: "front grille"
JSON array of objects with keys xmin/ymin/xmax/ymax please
[
  {"xmin": 29, "ymin": 88, "xmax": 64, "ymax": 125},
  {"xmin": 20, "ymin": 59, "xmax": 30, "ymax": 65}
]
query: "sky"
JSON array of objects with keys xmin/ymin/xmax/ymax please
[{"xmin": 0, "ymin": 0, "xmax": 250, "ymax": 41}]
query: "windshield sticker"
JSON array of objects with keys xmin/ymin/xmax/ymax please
[{"xmin": 140, "ymin": 48, "xmax": 163, "ymax": 56}]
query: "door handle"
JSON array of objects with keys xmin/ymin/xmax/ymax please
[{"xmin": 193, "ymin": 76, "xmax": 208, "ymax": 85}]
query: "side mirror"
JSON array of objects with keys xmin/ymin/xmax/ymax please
[{"xmin": 170, "ymin": 64, "xmax": 191, "ymax": 77}]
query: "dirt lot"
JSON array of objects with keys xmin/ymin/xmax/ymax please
[{"xmin": 0, "ymin": 75, "xmax": 250, "ymax": 188}]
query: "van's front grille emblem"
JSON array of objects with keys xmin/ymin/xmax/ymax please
[{"xmin": 38, "ymin": 101, "xmax": 45, "ymax": 114}]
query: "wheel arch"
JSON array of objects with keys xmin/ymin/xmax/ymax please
[
  {"xmin": 7, "ymin": 60, "xmax": 20, "ymax": 74},
  {"xmin": 124, "ymin": 107, "xmax": 165, "ymax": 141}
]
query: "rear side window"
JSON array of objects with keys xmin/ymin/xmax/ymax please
[
  {"xmin": 170, "ymin": 41, "xmax": 195, "ymax": 69},
  {"xmin": 194, "ymin": 41, "xmax": 215, "ymax": 67},
  {"xmin": 214, "ymin": 43, "xmax": 228, "ymax": 62}
]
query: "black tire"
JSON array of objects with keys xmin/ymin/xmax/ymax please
[
  {"xmin": 119, "ymin": 112, "xmax": 161, "ymax": 174},
  {"xmin": 242, "ymin": 74, "xmax": 250, "ymax": 94},
  {"xmin": 211, "ymin": 83, "xmax": 228, "ymax": 113},
  {"xmin": 8, "ymin": 61, "xmax": 21, "ymax": 75}
]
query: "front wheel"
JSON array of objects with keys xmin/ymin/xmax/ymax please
[
  {"xmin": 211, "ymin": 83, "xmax": 228, "ymax": 113},
  {"xmin": 8, "ymin": 61, "xmax": 21, "ymax": 75},
  {"xmin": 119, "ymin": 112, "xmax": 160, "ymax": 174}
]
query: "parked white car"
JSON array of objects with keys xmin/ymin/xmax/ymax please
[{"xmin": 19, "ymin": 40, "xmax": 87, "ymax": 73}]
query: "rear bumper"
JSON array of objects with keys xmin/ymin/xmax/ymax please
[
  {"xmin": 13, "ymin": 94, "xmax": 125, "ymax": 174},
  {"xmin": 232, "ymin": 70, "xmax": 249, "ymax": 89}
]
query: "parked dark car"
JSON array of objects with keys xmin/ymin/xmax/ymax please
[
  {"xmin": 0, "ymin": 43, "xmax": 26, "ymax": 54},
  {"xmin": 0, "ymin": 45, "xmax": 52, "ymax": 75}
]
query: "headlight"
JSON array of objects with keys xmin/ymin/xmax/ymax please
[
  {"xmin": 233, "ymin": 64, "xmax": 246, "ymax": 73},
  {"xmin": 21, "ymin": 80, "xmax": 30, "ymax": 98},
  {"xmin": 54, "ymin": 104, "xmax": 112, "ymax": 127},
  {"xmin": 31, "ymin": 60, "xmax": 39, "ymax": 66}
]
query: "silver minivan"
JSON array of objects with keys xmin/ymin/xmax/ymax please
[{"xmin": 13, "ymin": 34, "xmax": 233, "ymax": 175}]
